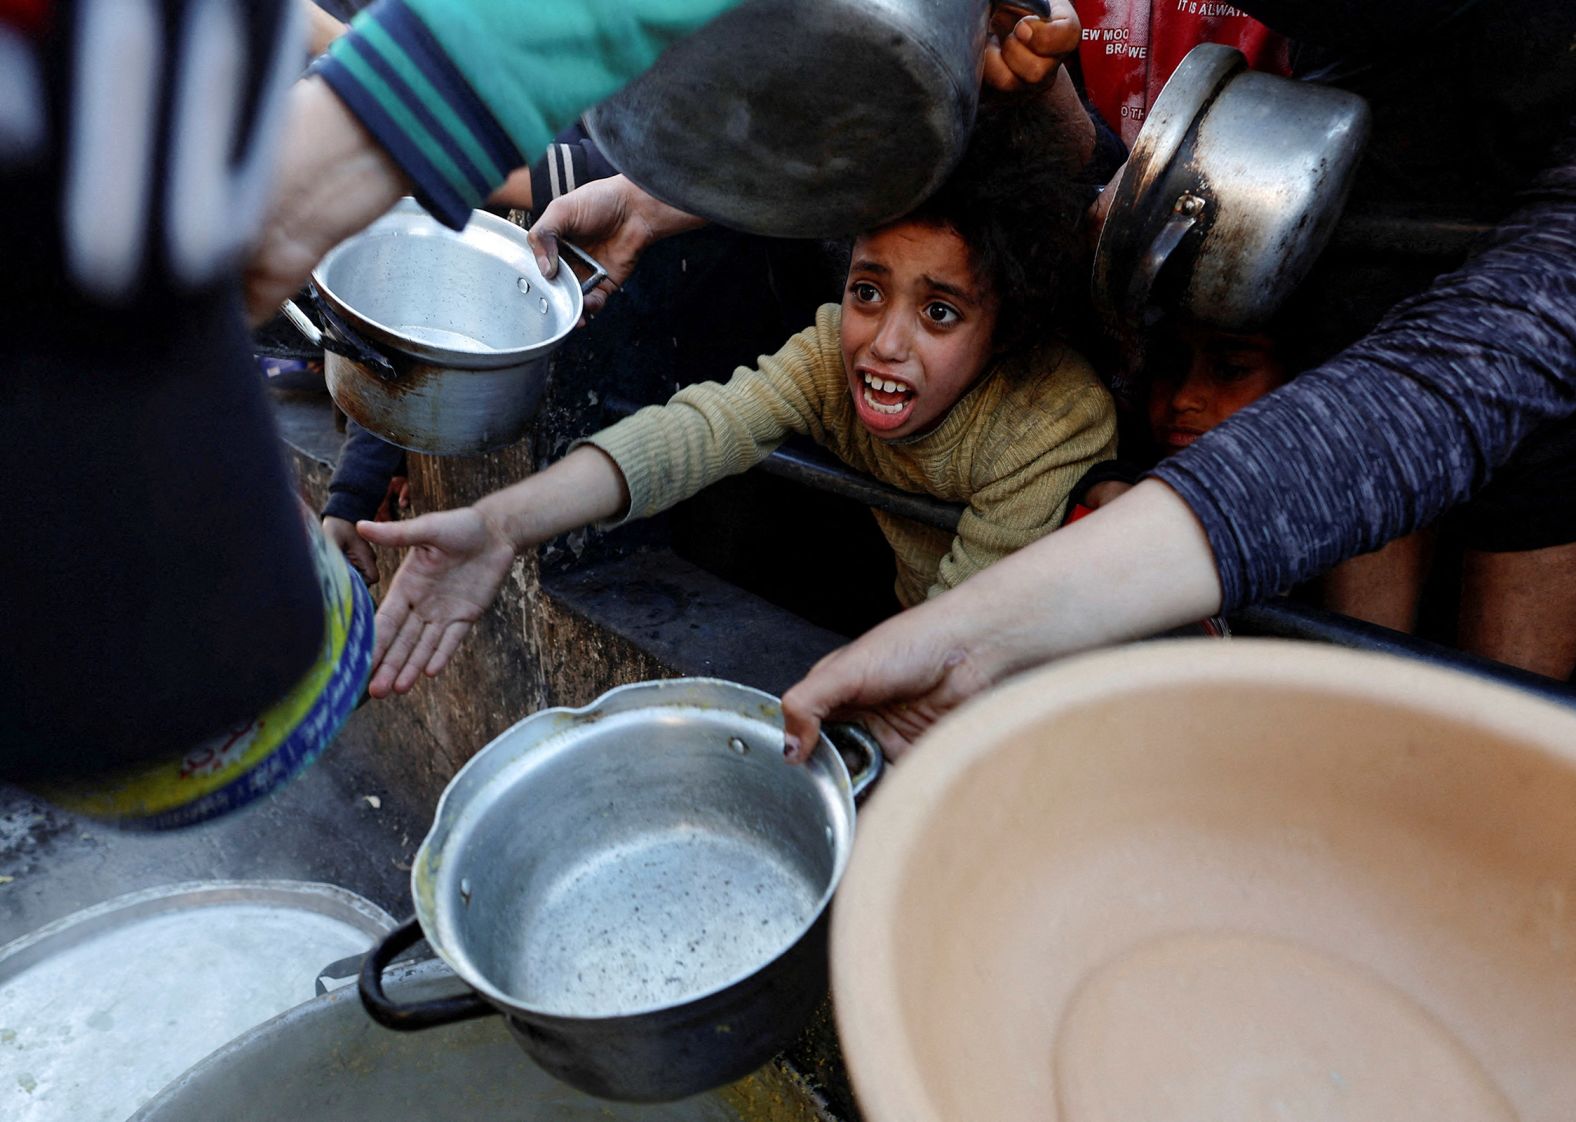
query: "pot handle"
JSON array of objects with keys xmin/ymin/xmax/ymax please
[
  {"xmin": 826, "ymin": 723, "xmax": 884, "ymax": 804},
  {"xmin": 559, "ymin": 239, "xmax": 611, "ymax": 297},
  {"xmin": 279, "ymin": 299, "xmax": 323, "ymax": 348},
  {"xmin": 358, "ymin": 916, "xmax": 497, "ymax": 1030},
  {"xmin": 300, "ymin": 287, "xmax": 400, "ymax": 381},
  {"xmin": 1128, "ymin": 192, "xmax": 1208, "ymax": 318}
]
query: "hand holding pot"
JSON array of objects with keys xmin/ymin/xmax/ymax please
[
  {"xmin": 782, "ymin": 608, "xmax": 999, "ymax": 764},
  {"xmin": 984, "ymin": 1, "xmax": 1080, "ymax": 98},
  {"xmin": 528, "ymin": 174, "xmax": 706, "ymax": 319},
  {"xmin": 782, "ymin": 480, "xmax": 1223, "ymax": 758},
  {"xmin": 358, "ymin": 507, "xmax": 517, "ymax": 697}
]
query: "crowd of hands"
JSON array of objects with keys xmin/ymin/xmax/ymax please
[{"xmin": 271, "ymin": 1, "xmax": 1226, "ymax": 765}]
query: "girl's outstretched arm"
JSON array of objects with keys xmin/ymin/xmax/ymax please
[{"xmin": 358, "ymin": 446, "xmax": 628, "ymax": 696}]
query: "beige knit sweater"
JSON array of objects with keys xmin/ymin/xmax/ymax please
[{"xmin": 586, "ymin": 304, "xmax": 1116, "ymax": 608}]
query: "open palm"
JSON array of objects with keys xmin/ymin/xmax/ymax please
[{"xmin": 358, "ymin": 508, "xmax": 516, "ymax": 697}]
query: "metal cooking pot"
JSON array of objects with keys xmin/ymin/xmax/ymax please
[
  {"xmin": 584, "ymin": 0, "xmax": 1050, "ymax": 238},
  {"xmin": 282, "ymin": 199, "xmax": 606, "ymax": 456},
  {"xmin": 134, "ymin": 959, "xmax": 756, "ymax": 1121},
  {"xmin": 358, "ymin": 678, "xmax": 881, "ymax": 1102},
  {"xmin": 1092, "ymin": 44, "xmax": 1371, "ymax": 332}
]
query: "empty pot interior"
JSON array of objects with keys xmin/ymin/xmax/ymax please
[
  {"xmin": 316, "ymin": 220, "xmax": 576, "ymax": 353},
  {"xmin": 434, "ymin": 707, "xmax": 847, "ymax": 1018},
  {"xmin": 842, "ymin": 649, "xmax": 1576, "ymax": 1121}
]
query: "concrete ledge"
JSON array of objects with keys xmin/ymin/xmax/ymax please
[{"xmin": 543, "ymin": 551, "xmax": 846, "ymax": 699}]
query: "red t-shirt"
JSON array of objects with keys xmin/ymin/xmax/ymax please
[{"xmin": 1074, "ymin": 1, "xmax": 1291, "ymax": 146}]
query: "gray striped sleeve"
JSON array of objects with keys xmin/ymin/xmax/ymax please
[{"xmin": 1152, "ymin": 126, "xmax": 1576, "ymax": 610}]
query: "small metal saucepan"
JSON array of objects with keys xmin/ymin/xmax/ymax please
[
  {"xmin": 358, "ymin": 678, "xmax": 882, "ymax": 1102},
  {"xmin": 282, "ymin": 199, "xmax": 606, "ymax": 456},
  {"xmin": 1093, "ymin": 43, "xmax": 1372, "ymax": 332}
]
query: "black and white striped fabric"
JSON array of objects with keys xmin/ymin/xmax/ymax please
[
  {"xmin": 0, "ymin": 0, "xmax": 327, "ymax": 782},
  {"xmin": 528, "ymin": 124, "xmax": 620, "ymax": 219}
]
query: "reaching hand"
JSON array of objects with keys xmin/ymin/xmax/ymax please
[
  {"xmin": 356, "ymin": 507, "xmax": 516, "ymax": 697},
  {"xmin": 322, "ymin": 515, "xmax": 379, "ymax": 586},
  {"xmin": 780, "ymin": 605, "xmax": 999, "ymax": 764},
  {"xmin": 781, "ymin": 481, "xmax": 1226, "ymax": 762},
  {"xmin": 983, "ymin": 1, "xmax": 1081, "ymax": 99},
  {"xmin": 527, "ymin": 174, "xmax": 705, "ymax": 319}
]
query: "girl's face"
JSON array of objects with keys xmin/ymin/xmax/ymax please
[
  {"xmin": 840, "ymin": 220, "xmax": 1000, "ymax": 440},
  {"xmin": 1147, "ymin": 328, "xmax": 1288, "ymax": 454}
]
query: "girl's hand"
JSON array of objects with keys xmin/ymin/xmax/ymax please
[
  {"xmin": 356, "ymin": 508, "xmax": 516, "ymax": 697},
  {"xmin": 983, "ymin": 1, "xmax": 1081, "ymax": 98},
  {"xmin": 322, "ymin": 515, "xmax": 379, "ymax": 586}
]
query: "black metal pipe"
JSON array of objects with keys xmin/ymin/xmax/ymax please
[
  {"xmin": 1229, "ymin": 598, "xmax": 1576, "ymax": 708},
  {"xmin": 603, "ymin": 396, "xmax": 966, "ymax": 531},
  {"xmin": 756, "ymin": 443, "xmax": 965, "ymax": 531},
  {"xmin": 603, "ymin": 395, "xmax": 1575, "ymax": 704},
  {"xmin": 1329, "ymin": 213, "xmax": 1493, "ymax": 259}
]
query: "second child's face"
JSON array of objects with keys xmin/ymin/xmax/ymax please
[
  {"xmin": 840, "ymin": 220, "xmax": 1000, "ymax": 440},
  {"xmin": 1147, "ymin": 329, "xmax": 1288, "ymax": 454}
]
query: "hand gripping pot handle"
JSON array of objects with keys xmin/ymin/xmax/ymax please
[
  {"xmin": 558, "ymin": 239, "xmax": 610, "ymax": 296},
  {"xmin": 826, "ymin": 722, "xmax": 884, "ymax": 803},
  {"xmin": 359, "ymin": 917, "xmax": 496, "ymax": 1029}
]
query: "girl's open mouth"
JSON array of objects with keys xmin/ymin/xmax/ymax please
[{"xmin": 855, "ymin": 369, "xmax": 915, "ymax": 431}]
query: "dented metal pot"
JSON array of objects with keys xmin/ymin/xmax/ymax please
[
  {"xmin": 584, "ymin": 0, "xmax": 1052, "ymax": 237},
  {"xmin": 1092, "ymin": 44, "xmax": 1372, "ymax": 332},
  {"xmin": 282, "ymin": 199, "xmax": 605, "ymax": 456},
  {"xmin": 358, "ymin": 678, "xmax": 882, "ymax": 1102}
]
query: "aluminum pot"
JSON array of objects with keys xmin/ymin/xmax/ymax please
[
  {"xmin": 1092, "ymin": 43, "xmax": 1371, "ymax": 332},
  {"xmin": 282, "ymin": 199, "xmax": 606, "ymax": 456},
  {"xmin": 584, "ymin": 0, "xmax": 1049, "ymax": 238},
  {"xmin": 358, "ymin": 678, "xmax": 882, "ymax": 1102}
]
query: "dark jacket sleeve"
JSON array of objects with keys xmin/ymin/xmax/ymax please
[
  {"xmin": 528, "ymin": 125, "xmax": 623, "ymax": 219},
  {"xmin": 1151, "ymin": 123, "xmax": 1576, "ymax": 610},
  {"xmin": 324, "ymin": 422, "xmax": 408, "ymax": 523}
]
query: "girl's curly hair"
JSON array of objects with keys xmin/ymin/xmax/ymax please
[{"xmin": 892, "ymin": 100, "xmax": 1089, "ymax": 356}]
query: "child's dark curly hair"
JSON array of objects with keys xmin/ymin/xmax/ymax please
[{"xmin": 881, "ymin": 100, "xmax": 1089, "ymax": 357}]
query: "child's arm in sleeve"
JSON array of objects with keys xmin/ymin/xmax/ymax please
[
  {"xmin": 580, "ymin": 310, "xmax": 846, "ymax": 521},
  {"xmin": 356, "ymin": 442, "xmax": 630, "ymax": 696},
  {"xmin": 928, "ymin": 381, "xmax": 1116, "ymax": 597}
]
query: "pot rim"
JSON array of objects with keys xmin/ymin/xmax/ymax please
[
  {"xmin": 831, "ymin": 639, "xmax": 1576, "ymax": 1122},
  {"xmin": 409, "ymin": 676, "xmax": 858, "ymax": 1022},
  {"xmin": 311, "ymin": 198, "xmax": 582, "ymax": 370}
]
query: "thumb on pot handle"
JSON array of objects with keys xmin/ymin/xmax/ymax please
[
  {"xmin": 359, "ymin": 916, "xmax": 496, "ymax": 1031},
  {"xmin": 559, "ymin": 239, "xmax": 610, "ymax": 297},
  {"xmin": 826, "ymin": 723, "xmax": 884, "ymax": 803}
]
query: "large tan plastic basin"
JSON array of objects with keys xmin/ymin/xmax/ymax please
[{"xmin": 832, "ymin": 641, "xmax": 1576, "ymax": 1121}]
